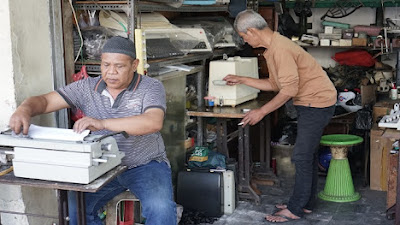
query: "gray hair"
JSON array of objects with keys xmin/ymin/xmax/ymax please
[{"xmin": 234, "ymin": 10, "xmax": 269, "ymax": 33}]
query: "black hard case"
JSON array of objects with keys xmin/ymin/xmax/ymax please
[{"xmin": 177, "ymin": 170, "xmax": 224, "ymax": 217}]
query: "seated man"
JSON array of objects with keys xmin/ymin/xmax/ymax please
[{"xmin": 9, "ymin": 36, "xmax": 177, "ymax": 225}]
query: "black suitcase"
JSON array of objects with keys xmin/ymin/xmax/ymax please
[{"xmin": 177, "ymin": 170, "xmax": 224, "ymax": 217}]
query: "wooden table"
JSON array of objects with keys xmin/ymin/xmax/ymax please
[
  {"xmin": 0, "ymin": 165, "xmax": 127, "ymax": 225},
  {"xmin": 188, "ymin": 99, "xmax": 275, "ymax": 204}
]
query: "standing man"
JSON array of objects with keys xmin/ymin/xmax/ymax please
[
  {"xmin": 9, "ymin": 36, "xmax": 177, "ymax": 225},
  {"xmin": 223, "ymin": 10, "xmax": 337, "ymax": 223}
]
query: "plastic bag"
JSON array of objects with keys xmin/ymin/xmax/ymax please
[
  {"xmin": 355, "ymin": 106, "xmax": 373, "ymax": 130},
  {"xmin": 188, "ymin": 146, "xmax": 226, "ymax": 169},
  {"xmin": 70, "ymin": 66, "xmax": 89, "ymax": 122},
  {"xmin": 332, "ymin": 50, "xmax": 376, "ymax": 67}
]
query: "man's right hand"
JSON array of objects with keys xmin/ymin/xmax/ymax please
[
  {"xmin": 9, "ymin": 107, "xmax": 32, "ymax": 135},
  {"xmin": 223, "ymin": 74, "xmax": 245, "ymax": 86}
]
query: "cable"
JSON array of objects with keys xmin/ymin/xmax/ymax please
[{"xmin": 69, "ymin": 0, "xmax": 83, "ymax": 63}]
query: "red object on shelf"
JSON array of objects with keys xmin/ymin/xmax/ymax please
[
  {"xmin": 72, "ymin": 65, "xmax": 89, "ymax": 81},
  {"xmin": 71, "ymin": 65, "xmax": 89, "ymax": 121},
  {"xmin": 118, "ymin": 201, "xmax": 134, "ymax": 225}
]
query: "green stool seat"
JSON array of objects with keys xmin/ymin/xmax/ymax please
[{"xmin": 318, "ymin": 134, "xmax": 363, "ymax": 203}]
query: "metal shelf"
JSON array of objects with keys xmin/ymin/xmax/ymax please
[
  {"xmin": 139, "ymin": 1, "xmax": 229, "ymax": 12},
  {"xmin": 259, "ymin": 0, "xmax": 400, "ymax": 8},
  {"xmin": 303, "ymin": 45, "xmax": 375, "ymax": 50},
  {"xmin": 151, "ymin": 65, "xmax": 203, "ymax": 79},
  {"xmin": 73, "ymin": 1, "xmax": 228, "ymax": 12},
  {"xmin": 73, "ymin": 1, "xmax": 130, "ymax": 11},
  {"xmin": 74, "ymin": 54, "xmax": 209, "ymax": 74},
  {"xmin": 147, "ymin": 53, "xmax": 212, "ymax": 68}
]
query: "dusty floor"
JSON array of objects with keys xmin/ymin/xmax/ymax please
[{"xmin": 202, "ymin": 174, "xmax": 392, "ymax": 225}]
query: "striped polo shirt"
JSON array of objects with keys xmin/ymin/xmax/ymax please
[{"xmin": 56, "ymin": 73, "xmax": 169, "ymax": 169}]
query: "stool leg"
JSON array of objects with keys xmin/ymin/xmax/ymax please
[{"xmin": 318, "ymin": 147, "xmax": 361, "ymax": 202}]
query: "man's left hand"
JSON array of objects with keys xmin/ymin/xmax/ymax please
[
  {"xmin": 240, "ymin": 109, "xmax": 266, "ymax": 126},
  {"xmin": 73, "ymin": 116, "xmax": 106, "ymax": 133}
]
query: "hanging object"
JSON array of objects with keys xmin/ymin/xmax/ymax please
[
  {"xmin": 71, "ymin": 66, "xmax": 89, "ymax": 121},
  {"xmin": 321, "ymin": 0, "xmax": 364, "ymax": 20}
]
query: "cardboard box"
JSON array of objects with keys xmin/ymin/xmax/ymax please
[
  {"xmin": 370, "ymin": 127, "xmax": 400, "ymax": 191},
  {"xmin": 320, "ymin": 39, "xmax": 330, "ymax": 46},
  {"xmin": 324, "ymin": 26, "xmax": 333, "ymax": 34},
  {"xmin": 361, "ymin": 85, "xmax": 376, "ymax": 106},
  {"xmin": 339, "ymin": 39, "xmax": 352, "ymax": 46},
  {"xmin": 373, "ymin": 101, "xmax": 392, "ymax": 124},
  {"xmin": 352, "ymin": 38, "xmax": 368, "ymax": 46}
]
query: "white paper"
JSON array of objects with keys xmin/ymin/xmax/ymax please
[{"xmin": 17, "ymin": 124, "xmax": 90, "ymax": 142}]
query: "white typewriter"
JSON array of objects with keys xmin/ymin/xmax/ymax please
[{"xmin": 0, "ymin": 125, "xmax": 125, "ymax": 184}]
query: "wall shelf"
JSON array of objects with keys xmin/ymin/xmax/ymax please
[
  {"xmin": 73, "ymin": 1, "xmax": 130, "ymax": 11},
  {"xmin": 73, "ymin": 0, "xmax": 228, "ymax": 12},
  {"xmin": 139, "ymin": 1, "xmax": 229, "ymax": 12},
  {"xmin": 259, "ymin": 0, "xmax": 400, "ymax": 8}
]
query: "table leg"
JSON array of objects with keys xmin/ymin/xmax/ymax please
[
  {"xmin": 76, "ymin": 192, "xmax": 86, "ymax": 225},
  {"xmin": 216, "ymin": 119, "xmax": 229, "ymax": 158},
  {"xmin": 396, "ymin": 151, "xmax": 400, "ymax": 225},
  {"xmin": 56, "ymin": 190, "xmax": 69, "ymax": 225},
  {"xmin": 253, "ymin": 115, "xmax": 277, "ymax": 179},
  {"xmin": 237, "ymin": 125, "xmax": 260, "ymax": 205}
]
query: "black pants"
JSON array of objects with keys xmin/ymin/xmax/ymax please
[{"xmin": 287, "ymin": 105, "xmax": 335, "ymax": 217}]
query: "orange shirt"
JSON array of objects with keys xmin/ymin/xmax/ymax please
[{"xmin": 263, "ymin": 32, "xmax": 337, "ymax": 108}]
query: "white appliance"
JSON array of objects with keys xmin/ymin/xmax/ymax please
[
  {"xmin": 0, "ymin": 128, "xmax": 125, "ymax": 184},
  {"xmin": 222, "ymin": 170, "xmax": 235, "ymax": 214},
  {"xmin": 143, "ymin": 28, "xmax": 212, "ymax": 53},
  {"xmin": 208, "ymin": 56, "xmax": 260, "ymax": 107},
  {"xmin": 210, "ymin": 169, "xmax": 236, "ymax": 215}
]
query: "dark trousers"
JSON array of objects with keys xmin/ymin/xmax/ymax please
[{"xmin": 287, "ymin": 105, "xmax": 335, "ymax": 217}]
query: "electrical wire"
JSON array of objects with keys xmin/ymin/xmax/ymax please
[{"xmin": 69, "ymin": 0, "xmax": 83, "ymax": 63}]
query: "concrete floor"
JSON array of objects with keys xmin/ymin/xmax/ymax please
[{"xmin": 202, "ymin": 174, "xmax": 392, "ymax": 225}]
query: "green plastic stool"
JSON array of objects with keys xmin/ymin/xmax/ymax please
[{"xmin": 318, "ymin": 134, "xmax": 363, "ymax": 202}]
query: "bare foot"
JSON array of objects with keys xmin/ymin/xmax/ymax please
[
  {"xmin": 266, "ymin": 208, "xmax": 300, "ymax": 223},
  {"xmin": 275, "ymin": 203, "xmax": 312, "ymax": 214}
]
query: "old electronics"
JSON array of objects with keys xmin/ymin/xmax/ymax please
[
  {"xmin": 177, "ymin": 169, "xmax": 235, "ymax": 216},
  {"xmin": 0, "ymin": 125, "xmax": 125, "ymax": 184},
  {"xmin": 208, "ymin": 56, "xmax": 259, "ymax": 107}
]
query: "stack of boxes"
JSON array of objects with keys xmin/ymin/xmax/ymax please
[
  {"xmin": 318, "ymin": 26, "xmax": 344, "ymax": 46},
  {"xmin": 317, "ymin": 22, "xmax": 382, "ymax": 47}
]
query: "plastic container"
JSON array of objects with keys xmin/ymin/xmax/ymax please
[{"xmin": 204, "ymin": 96, "xmax": 215, "ymax": 111}]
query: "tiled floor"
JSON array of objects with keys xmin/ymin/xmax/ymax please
[{"xmin": 202, "ymin": 174, "xmax": 392, "ymax": 225}]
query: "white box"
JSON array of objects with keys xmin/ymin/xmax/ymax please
[
  {"xmin": 320, "ymin": 39, "xmax": 330, "ymax": 46},
  {"xmin": 339, "ymin": 39, "xmax": 352, "ymax": 46},
  {"xmin": 331, "ymin": 40, "xmax": 340, "ymax": 46},
  {"xmin": 208, "ymin": 56, "xmax": 259, "ymax": 107},
  {"xmin": 333, "ymin": 28, "xmax": 343, "ymax": 34},
  {"xmin": 324, "ymin": 26, "xmax": 333, "ymax": 34}
]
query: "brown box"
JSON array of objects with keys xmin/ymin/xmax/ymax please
[
  {"xmin": 370, "ymin": 127, "xmax": 400, "ymax": 191},
  {"xmin": 352, "ymin": 38, "xmax": 368, "ymax": 46},
  {"xmin": 373, "ymin": 101, "xmax": 392, "ymax": 124},
  {"xmin": 361, "ymin": 85, "xmax": 376, "ymax": 106}
]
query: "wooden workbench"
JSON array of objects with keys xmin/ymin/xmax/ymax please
[
  {"xmin": 0, "ymin": 165, "xmax": 127, "ymax": 225},
  {"xmin": 187, "ymin": 98, "xmax": 275, "ymax": 204}
]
